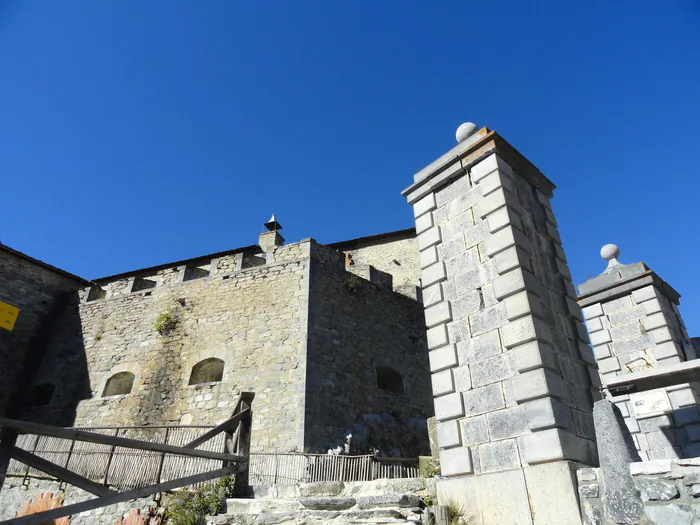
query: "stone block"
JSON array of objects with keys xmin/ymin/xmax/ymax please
[
  {"xmin": 439, "ymin": 447, "xmax": 473, "ymax": 477},
  {"xmin": 417, "ymin": 226, "xmax": 442, "ymax": 252},
  {"xmin": 423, "ymin": 282, "xmax": 443, "ymax": 308},
  {"xmin": 612, "ymin": 333, "xmax": 655, "ymax": 355},
  {"xmin": 638, "ymin": 415, "xmax": 673, "ymax": 433},
  {"xmin": 470, "ymin": 353, "xmax": 516, "ymax": 388},
  {"xmin": 463, "ymin": 383, "xmax": 505, "ymax": 416},
  {"xmin": 603, "ymin": 296, "xmax": 634, "ymax": 315},
  {"xmin": 470, "ymin": 153, "xmax": 511, "ymax": 183},
  {"xmin": 483, "ymin": 226, "xmax": 530, "ymax": 258},
  {"xmin": 459, "ymin": 414, "xmax": 490, "ymax": 447},
  {"xmin": 586, "ymin": 316, "xmax": 603, "ymax": 333},
  {"xmin": 642, "ymin": 298, "xmax": 663, "ymax": 315},
  {"xmin": 669, "ymin": 387, "xmax": 698, "ymax": 409},
  {"xmin": 642, "ymin": 312, "xmax": 668, "ymax": 332},
  {"xmin": 650, "ymin": 326, "xmax": 673, "ymax": 344},
  {"xmin": 432, "ymin": 369, "xmax": 455, "ymax": 397},
  {"xmin": 592, "ymin": 343, "xmax": 612, "ymax": 359},
  {"xmin": 512, "ymin": 340, "xmax": 559, "ymax": 373},
  {"xmin": 437, "ymin": 237, "xmax": 465, "ymax": 260},
  {"xmin": 634, "ymin": 478, "xmax": 679, "ymax": 501},
  {"xmin": 452, "ymin": 365, "xmax": 471, "ymax": 392},
  {"xmin": 565, "ymin": 296, "xmax": 583, "ymax": 322},
  {"xmin": 511, "ymin": 368, "xmax": 570, "ymax": 403},
  {"xmin": 589, "ymin": 329, "xmax": 612, "ymax": 347},
  {"xmin": 435, "ymin": 392, "xmax": 465, "ymax": 421},
  {"xmin": 524, "ymin": 396, "xmax": 574, "ymax": 431},
  {"xmin": 446, "ymin": 188, "xmax": 480, "ymax": 219},
  {"xmin": 457, "ymin": 329, "xmax": 502, "ymax": 364},
  {"xmin": 422, "ymin": 261, "xmax": 447, "ymax": 287},
  {"xmin": 469, "ymin": 303, "xmax": 508, "ymax": 336},
  {"xmin": 478, "ymin": 170, "xmax": 513, "ymax": 196},
  {"xmin": 424, "ymin": 300, "xmax": 452, "ymax": 329},
  {"xmin": 479, "ymin": 438, "xmax": 521, "ymax": 472},
  {"xmin": 449, "ymin": 318, "xmax": 471, "ymax": 345},
  {"xmin": 645, "ymin": 504, "xmax": 693, "ymax": 524},
  {"xmin": 413, "ymin": 192, "xmax": 436, "ymax": 218},
  {"xmin": 463, "ymin": 221, "xmax": 489, "ymax": 249},
  {"xmin": 652, "ymin": 341, "xmax": 682, "ymax": 360},
  {"xmin": 427, "ymin": 323, "xmax": 449, "ymax": 350},
  {"xmin": 436, "ymin": 420, "xmax": 461, "ymax": 449},
  {"xmin": 475, "ymin": 188, "xmax": 508, "ymax": 219},
  {"xmin": 597, "ymin": 356, "xmax": 621, "ymax": 374},
  {"xmin": 493, "ymin": 268, "xmax": 540, "ymax": 301},
  {"xmin": 436, "ymin": 174, "xmax": 470, "ymax": 206},
  {"xmin": 487, "ymin": 406, "xmax": 528, "ymax": 440},
  {"xmin": 526, "ymin": 462, "xmax": 590, "ymax": 525},
  {"xmin": 520, "ymin": 428, "xmax": 582, "ymax": 464},
  {"xmin": 582, "ymin": 303, "xmax": 604, "ymax": 320},
  {"xmin": 503, "ymin": 290, "xmax": 543, "ymax": 321},
  {"xmin": 415, "ymin": 212, "xmax": 433, "ymax": 234},
  {"xmin": 451, "ymin": 290, "xmax": 481, "ymax": 321},
  {"xmin": 501, "ymin": 315, "xmax": 552, "ymax": 349},
  {"xmin": 572, "ymin": 410, "xmax": 596, "ymax": 440},
  {"xmin": 631, "ymin": 285, "xmax": 657, "ymax": 304},
  {"xmin": 493, "ymin": 246, "xmax": 532, "ymax": 276},
  {"xmin": 429, "ymin": 344, "xmax": 458, "ymax": 372},
  {"xmin": 486, "ymin": 206, "xmax": 522, "ymax": 234},
  {"xmin": 555, "ymin": 257, "xmax": 572, "ymax": 281},
  {"xmin": 610, "ymin": 321, "xmax": 643, "ymax": 341},
  {"xmin": 608, "ymin": 306, "xmax": 646, "ymax": 327},
  {"xmin": 419, "ymin": 246, "xmax": 438, "ymax": 269}
]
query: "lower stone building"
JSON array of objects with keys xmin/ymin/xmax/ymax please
[{"xmin": 0, "ymin": 223, "xmax": 433, "ymax": 457}]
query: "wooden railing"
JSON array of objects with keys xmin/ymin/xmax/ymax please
[
  {"xmin": 6, "ymin": 438, "xmax": 419, "ymax": 488},
  {"xmin": 249, "ymin": 453, "xmax": 419, "ymax": 484}
]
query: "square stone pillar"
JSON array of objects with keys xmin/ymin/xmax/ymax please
[
  {"xmin": 402, "ymin": 125, "xmax": 598, "ymax": 525},
  {"xmin": 578, "ymin": 247, "xmax": 700, "ymax": 459}
]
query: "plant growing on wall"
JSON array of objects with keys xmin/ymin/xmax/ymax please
[
  {"xmin": 345, "ymin": 273, "xmax": 362, "ymax": 293},
  {"xmin": 164, "ymin": 476, "xmax": 235, "ymax": 525},
  {"xmin": 155, "ymin": 313, "xmax": 178, "ymax": 336}
]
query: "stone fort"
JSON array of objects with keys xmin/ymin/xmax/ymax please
[{"xmin": 2, "ymin": 122, "xmax": 699, "ymax": 525}]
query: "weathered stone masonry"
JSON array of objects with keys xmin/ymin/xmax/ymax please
[
  {"xmin": 402, "ymin": 125, "xmax": 600, "ymax": 524},
  {"xmin": 0, "ymin": 246, "xmax": 88, "ymax": 419},
  {"xmin": 5, "ymin": 230, "xmax": 432, "ymax": 457}
]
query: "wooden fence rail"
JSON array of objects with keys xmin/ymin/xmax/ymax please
[{"xmin": 7, "ymin": 432, "xmax": 418, "ymax": 487}]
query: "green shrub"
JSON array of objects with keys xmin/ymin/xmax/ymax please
[
  {"xmin": 164, "ymin": 476, "xmax": 235, "ymax": 525},
  {"xmin": 155, "ymin": 313, "xmax": 178, "ymax": 336}
]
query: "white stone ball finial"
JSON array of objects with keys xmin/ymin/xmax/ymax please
[
  {"xmin": 456, "ymin": 122, "xmax": 478, "ymax": 144},
  {"xmin": 600, "ymin": 244, "xmax": 621, "ymax": 273}
]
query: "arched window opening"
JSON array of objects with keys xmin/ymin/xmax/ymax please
[
  {"xmin": 376, "ymin": 366, "xmax": 404, "ymax": 394},
  {"xmin": 28, "ymin": 383, "xmax": 55, "ymax": 406},
  {"xmin": 102, "ymin": 372, "xmax": 135, "ymax": 397},
  {"xmin": 189, "ymin": 358, "xmax": 224, "ymax": 385}
]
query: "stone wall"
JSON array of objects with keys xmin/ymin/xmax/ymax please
[
  {"xmin": 0, "ymin": 246, "xmax": 86, "ymax": 418},
  {"xmin": 332, "ymin": 230, "xmax": 421, "ymax": 291},
  {"xmin": 0, "ymin": 478, "xmax": 160, "ymax": 524},
  {"xmin": 577, "ymin": 458, "xmax": 700, "ymax": 525},
  {"xmin": 24, "ymin": 242, "xmax": 311, "ymax": 453},
  {"xmin": 304, "ymin": 242, "xmax": 433, "ymax": 456},
  {"xmin": 578, "ymin": 253, "xmax": 700, "ymax": 460}
]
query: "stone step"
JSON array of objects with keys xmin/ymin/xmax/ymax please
[
  {"xmin": 225, "ymin": 498, "xmax": 300, "ymax": 514},
  {"xmin": 208, "ymin": 508, "xmax": 416, "ymax": 524}
]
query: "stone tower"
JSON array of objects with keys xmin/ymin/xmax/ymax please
[
  {"xmin": 578, "ymin": 244, "xmax": 700, "ymax": 460},
  {"xmin": 402, "ymin": 124, "xmax": 599, "ymax": 524}
]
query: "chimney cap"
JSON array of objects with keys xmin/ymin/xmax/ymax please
[{"xmin": 264, "ymin": 214, "xmax": 283, "ymax": 232}]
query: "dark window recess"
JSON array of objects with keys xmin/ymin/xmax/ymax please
[
  {"xmin": 86, "ymin": 286, "xmax": 107, "ymax": 302},
  {"xmin": 132, "ymin": 277, "xmax": 157, "ymax": 292},
  {"xmin": 183, "ymin": 265, "xmax": 210, "ymax": 281},
  {"xmin": 28, "ymin": 383, "xmax": 55, "ymax": 406},
  {"xmin": 102, "ymin": 372, "xmax": 135, "ymax": 397},
  {"xmin": 189, "ymin": 358, "xmax": 224, "ymax": 385},
  {"xmin": 376, "ymin": 367, "xmax": 404, "ymax": 394}
]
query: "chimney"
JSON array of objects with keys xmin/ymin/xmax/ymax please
[{"xmin": 259, "ymin": 214, "xmax": 285, "ymax": 250}]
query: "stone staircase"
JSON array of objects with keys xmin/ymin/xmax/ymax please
[{"xmin": 207, "ymin": 478, "xmax": 433, "ymax": 524}]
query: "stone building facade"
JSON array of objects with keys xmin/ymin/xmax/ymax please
[
  {"xmin": 578, "ymin": 245, "xmax": 700, "ymax": 461},
  {"xmin": 1, "ymin": 228, "xmax": 432, "ymax": 457}
]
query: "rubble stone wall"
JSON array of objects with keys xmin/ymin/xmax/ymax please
[{"xmin": 578, "ymin": 458, "xmax": 700, "ymax": 525}]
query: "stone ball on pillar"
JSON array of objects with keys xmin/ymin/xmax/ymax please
[
  {"xmin": 456, "ymin": 122, "xmax": 478, "ymax": 144},
  {"xmin": 600, "ymin": 244, "xmax": 620, "ymax": 261}
]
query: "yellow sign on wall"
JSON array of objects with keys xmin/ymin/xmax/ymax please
[{"xmin": 0, "ymin": 301, "xmax": 20, "ymax": 331}]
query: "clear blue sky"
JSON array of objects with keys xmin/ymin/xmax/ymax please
[{"xmin": 2, "ymin": 2, "xmax": 699, "ymax": 335}]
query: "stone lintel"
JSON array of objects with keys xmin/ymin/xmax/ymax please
[
  {"xmin": 577, "ymin": 270, "xmax": 681, "ymax": 308},
  {"xmin": 402, "ymin": 129, "xmax": 556, "ymax": 204}
]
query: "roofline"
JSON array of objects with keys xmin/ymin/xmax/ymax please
[
  {"xmin": 92, "ymin": 244, "xmax": 262, "ymax": 283},
  {"xmin": 0, "ymin": 244, "xmax": 91, "ymax": 286},
  {"xmin": 327, "ymin": 228, "xmax": 416, "ymax": 250}
]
